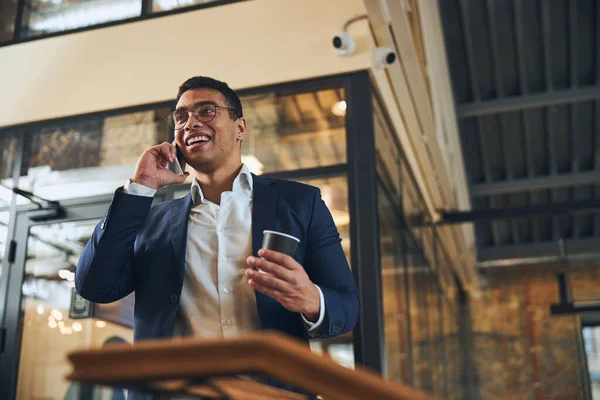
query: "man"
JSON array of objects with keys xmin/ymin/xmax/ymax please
[{"xmin": 75, "ymin": 76, "xmax": 359, "ymax": 393}]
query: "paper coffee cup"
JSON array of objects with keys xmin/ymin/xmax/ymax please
[{"xmin": 261, "ymin": 230, "xmax": 300, "ymax": 257}]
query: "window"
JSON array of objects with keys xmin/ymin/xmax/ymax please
[
  {"xmin": 19, "ymin": 0, "xmax": 143, "ymax": 38},
  {"xmin": 0, "ymin": 0, "xmax": 18, "ymax": 43},
  {"xmin": 583, "ymin": 326, "xmax": 600, "ymax": 399},
  {"xmin": 241, "ymin": 88, "xmax": 346, "ymax": 175},
  {"xmin": 19, "ymin": 109, "xmax": 171, "ymax": 200},
  {"xmin": 152, "ymin": 0, "xmax": 228, "ymax": 13}
]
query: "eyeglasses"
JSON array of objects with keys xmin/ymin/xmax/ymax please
[{"xmin": 166, "ymin": 103, "xmax": 239, "ymax": 129}]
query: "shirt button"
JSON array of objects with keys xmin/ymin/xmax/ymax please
[
  {"xmin": 170, "ymin": 295, "xmax": 179, "ymax": 304},
  {"xmin": 223, "ymin": 288, "xmax": 230, "ymax": 294},
  {"xmin": 221, "ymin": 256, "xmax": 228, "ymax": 262},
  {"xmin": 219, "ymin": 228, "xmax": 225, "ymax": 232}
]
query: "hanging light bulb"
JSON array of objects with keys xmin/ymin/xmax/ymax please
[
  {"xmin": 331, "ymin": 101, "xmax": 347, "ymax": 117},
  {"xmin": 36, "ymin": 304, "xmax": 45, "ymax": 315}
]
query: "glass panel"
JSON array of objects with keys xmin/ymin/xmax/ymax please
[
  {"xmin": 468, "ymin": 267, "xmax": 589, "ymax": 399},
  {"xmin": 406, "ymin": 233, "xmax": 433, "ymax": 393},
  {"xmin": 0, "ymin": 0, "xmax": 18, "ymax": 43},
  {"xmin": 401, "ymin": 158, "xmax": 425, "ymax": 244},
  {"xmin": 296, "ymin": 175, "xmax": 353, "ymax": 369},
  {"xmin": 152, "ymin": 0, "xmax": 243, "ymax": 13},
  {"xmin": 428, "ymin": 271, "xmax": 444, "ymax": 398},
  {"xmin": 241, "ymin": 88, "xmax": 346, "ymax": 175},
  {"xmin": 378, "ymin": 184, "xmax": 412, "ymax": 384},
  {"xmin": 584, "ymin": 326, "xmax": 600, "ymax": 399},
  {"xmin": 19, "ymin": 109, "xmax": 171, "ymax": 201},
  {"xmin": 16, "ymin": 220, "xmax": 133, "ymax": 399},
  {"xmin": 20, "ymin": 0, "xmax": 142, "ymax": 38},
  {"xmin": 373, "ymin": 95, "xmax": 401, "ymax": 209},
  {"xmin": 0, "ymin": 136, "xmax": 18, "ymax": 207},
  {"xmin": 0, "ymin": 136, "xmax": 17, "ymax": 280},
  {"xmin": 0, "ymin": 211, "xmax": 8, "ymax": 276},
  {"xmin": 442, "ymin": 296, "xmax": 462, "ymax": 400}
]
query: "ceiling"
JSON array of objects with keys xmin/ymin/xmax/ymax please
[{"xmin": 438, "ymin": 0, "xmax": 600, "ymax": 265}]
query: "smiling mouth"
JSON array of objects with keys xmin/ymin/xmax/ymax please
[{"xmin": 186, "ymin": 135, "xmax": 211, "ymax": 146}]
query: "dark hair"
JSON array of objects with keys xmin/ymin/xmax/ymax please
[{"xmin": 176, "ymin": 76, "xmax": 243, "ymax": 120}]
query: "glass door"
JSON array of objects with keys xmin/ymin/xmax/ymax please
[{"xmin": 0, "ymin": 197, "xmax": 134, "ymax": 400}]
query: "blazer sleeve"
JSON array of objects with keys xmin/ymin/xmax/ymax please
[
  {"xmin": 303, "ymin": 187, "xmax": 360, "ymax": 339},
  {"xmin": 75, "ymin": 188, "xmax": 153, "ymax": 303}
]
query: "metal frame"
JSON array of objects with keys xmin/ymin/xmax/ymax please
[
  {"xmin": 1, "ymin": 0, "xmax": 244, "ymax": 47},
  {"xmin": 0, "ymin": 134, "xmax": 24, "ymax": 358},
  {"xmin": 0, "ymin": 198, "xmax": 110, "ymax": 400},
  {"xmin": 345, "ymin": 71, "xmax": 385, "ymax": 373}
]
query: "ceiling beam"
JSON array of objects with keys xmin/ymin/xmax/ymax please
[
  {"xmin": 456, "ymin": 86, "xmax": 600, "ymax": 118},
  {"xmin": 470, "ymin": 171, "xmax": 600, "ymax": 196},
  {"xmin": 477, "ymin": 238, "xmax": 600, "ymax": 263},
  {"xmin": 437, "ymin": 199, "xmax": 600, "ymax": 225}
]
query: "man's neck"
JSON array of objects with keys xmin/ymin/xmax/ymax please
[{"xmin": 193, "ymin": 162, "xmax": 243, "ymax": 205}]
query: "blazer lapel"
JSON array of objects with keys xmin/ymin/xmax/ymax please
[
  {"xmin": 170, "ymin": 192, "xmax": 193, "ymax": 285},
  {"xmin": 251, "ymin": 175, "xmax": 280, "ymax": 327},
  {"xmin": 251, "ymin": 174, "xmax": 279, "ymax": 257}
]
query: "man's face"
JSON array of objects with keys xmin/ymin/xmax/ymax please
[{"xmin": 174, "ymin": 88, "xmax": 246, "ymax": 173}]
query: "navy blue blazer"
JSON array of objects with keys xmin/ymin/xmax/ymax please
[{"xmin": 75, "ymin": 174, "xmax": 359, "ymax": 344}]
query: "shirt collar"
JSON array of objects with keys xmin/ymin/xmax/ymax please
[{"xmin": 191, "ymin": 164, "xmax": 253, "ymax": 205}]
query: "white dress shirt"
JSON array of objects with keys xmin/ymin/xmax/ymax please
[{"xmin": 123, "ymin": 164, "xmax": 325, "ymax": 339}]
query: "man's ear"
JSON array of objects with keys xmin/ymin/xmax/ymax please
[{"xmin": 236, "ymin": 117, "xmax": 247, "ymax": 141}]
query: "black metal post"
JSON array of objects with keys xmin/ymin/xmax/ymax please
[
  {"xmin": 141, "ymin": 0, "xmax": 153, "ymax": 15},
  {"xmin": 0, "ymin": 134, "xmax": 24, "ymax": 342},
  {"xmin": 345, "ymin": 71, "xmax": 385, "ymax": 373},
  {"xmin": 12, "ymin": 0, "xmax": 26, "ymax": 41}
]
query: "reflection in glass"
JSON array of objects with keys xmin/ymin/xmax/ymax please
[
  {"xmin": 583, "ymin": 326, "xmax": 600, "ymax": 399},
  {"xmin": 19, "ymin": 109, "xmax": 170, "ymax": 201},
  {"xmin": 0, "ymin": 0, "xmax": 18, "ymax": 42},
  {"xmin": 0, "ymin": 211, "xmax": 8, "ymax": 279},
  {"xmin": 373, "ymin": 95, "xmax": 401, "ymax": 207},
  {"xmin": 406, "ymin": 235, "xmax": 433, "ymax": 393},
  {"xmin": 297, "ymin": 175, "xmax": 354, "ymax": 369},
  {"xmin": 379, "ymin": 185, "xmax": 413, "ymax": 385},
  {"xmin": 152, "ymin": 0, "xmax": 240, "ymax": 12},
  {"xmin": 0, "ymin": 136, "xmax": 17, "ymax": 280},
  {"xmin": 16, "ymin": 221, "xmax": 133, "ymax": 399},
  {"xmin": 0, "ymin": 136, "xmax": 18, "ymax": 207},
  {"xmin": 20, "ymin": 0, "xmax": 142, "ymax": 38},
  {"xmin": 241, "ymin": 88, "xmax": 346, "ymax": 175},
  {"xmin": 442, "ymin": 296, "xmax": 462, "ymax": 399}
]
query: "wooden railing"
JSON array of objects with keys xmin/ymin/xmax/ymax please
[{"xmin": 66, "ymin": 331, "xmax": 433, "ymax": 400}]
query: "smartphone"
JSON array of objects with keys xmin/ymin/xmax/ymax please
[{"xmin": 174, "ymin": 145, "xmax": 186, "ymax": 174}]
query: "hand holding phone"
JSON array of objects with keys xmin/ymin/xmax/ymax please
[{"xmin": 130, "ymin": 142, "xmax": 188, "ymax": 189}]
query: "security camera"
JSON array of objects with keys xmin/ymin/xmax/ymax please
[
  {"xmin": 373, "ymin": 47, "xmax": 397, "ymax": 68},
  {"xmin": 332, "ymin": 32, "xmax": 356, "ymax": 56}
]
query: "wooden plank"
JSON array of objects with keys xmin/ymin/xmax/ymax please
[{"xmin": 66, "ymin": 332, "xmax": 433, "ymax": 400}]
